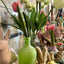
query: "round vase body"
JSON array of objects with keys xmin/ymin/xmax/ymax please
[{"xmin": 18, "ymin": 37, "xmax": 36, "ymax": 64}]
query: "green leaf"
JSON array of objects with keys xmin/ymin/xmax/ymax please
[
  {"xmin": 12, "ymin": 15, "xmax": 22, "ymax": 28},
  {"xmin": 23, "ymin": 12, "xmax": 31, "ymax": 36},
  {"xmin": 30, "ymin": 8, "xmax": 36, "ymax": 32},
  {"xmin": 17, "ymin": 5, "xmax": 27, "ymax": 37},
  {"xmin": 1, "ymin": 0, "xmax": 21, "ymax": 29},
  {"xmin": 8, "ymin": 24, "xmax": 20, "ymax": 29},
  {"xmin": 38, "ymin": 16, "xmax": 47, "ymax": 30}
]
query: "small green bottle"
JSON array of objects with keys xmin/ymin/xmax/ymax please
[{"xmin": 18, "ymin": 37, "xmax": 37, "ymax": 64}]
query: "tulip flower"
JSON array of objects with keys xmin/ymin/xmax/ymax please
[
  {"xmin": 46, "ymin": 21, "xmax": 49, "ymax": 25},
  {"xmin": 12, "ymin": 1, "xmax": 21, "ymax": 12},
  {"xmin": 46, "ymin": 25, "xmax": 55, "ymax": 46},
  {"xmin": 32, "ymin": 4, "xmax": 36, "ymax": 8},
  {"xmin": 50, "ymin": 25, "xmax": 55, "ymax": 31},
  {"xmin": 37, "ymin": 0, "xmax": 64, "ymax": 9},
  {"xmin": 26, "ymin": 1, "xmax": 32, "ymax": 8},
  {"xmin": 46, "ymin": 25, "xmax": 55, "ymax": 31},
  {"xmin": 46, "ymin": 26, "xmax": 50, "ymax": 31},
  {"xmin": 58, "ymin": 42, "xmax": 63, "ymax": 45},
  {"xmin": 40, "ymin": 10, "xmax": 44, "ymax": 14},
  {"xmin": 54, "ymin": 0, "xmax": 64, "ymax": 9}
]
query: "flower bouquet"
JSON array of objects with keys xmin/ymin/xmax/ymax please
[
  {"xmin": 1, "ymin": 0, "xmax": 48, "ymax": 64},
  {"xmin": 1, "ymin": 0, "xmax": 64, "ymax": 64}
]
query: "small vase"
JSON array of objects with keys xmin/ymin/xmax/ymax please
[{"xmin": 18, "ymin": 37, "xmax": 37, "ymax": 64}]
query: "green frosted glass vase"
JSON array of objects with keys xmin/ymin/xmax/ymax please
[{"xmin": 18, "ymin": 37, "xmax": 37, "ymax": 64}]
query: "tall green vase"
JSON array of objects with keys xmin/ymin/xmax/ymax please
[{"xmin": 18, "ymin": 37, "xmax": 37, "ymax": 64}]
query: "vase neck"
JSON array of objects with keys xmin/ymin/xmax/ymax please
[{"xmin": 24, "ymin": 37, "xmax": 31, "ymax": 46}]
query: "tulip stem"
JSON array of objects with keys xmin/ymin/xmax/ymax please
[
  {"xmin": 48, "ymin": 6, "xmax": 54, "ymax": 17},
  {"xmin": 39, "ymin": 2, "xmax": 41, "ymax": 13},
  {"xmin": 49, "ymin": 30, "xmax": 55, "ymax": 46},
  {"xmin": 36, "ymin": 0, "xmax": 38, "ymax": 14}
]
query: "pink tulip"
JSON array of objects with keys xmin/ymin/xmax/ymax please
[
  {"xmin": 46, "ymin": 26, "xmax": 50, "ymax": 31},
  {"xmin": 12, "ymin": 1, "xmax": 21, "ymax": 12},
  {"xmin": 46, "ymin": 21, "xmax": 49, "ymax": 25},
  {"xmin": 58, "ymin": 42, "xmax": 63, "ymax": 45},
  {"xmin": 50, "ymin": 25, "xmax": 55, "ymax": 31},
  {"xmin": 41, "ymin": 10, "xmax": 44, "ymax": 14}
]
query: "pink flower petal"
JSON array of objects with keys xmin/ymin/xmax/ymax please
[
  {"xmin": 46, "ymin": 21, "xmax": 49, "ymax": 25},
  {"xmin": 50, "ymin": 25, "xmax": 55, "ymax": 30},
  {"xmin": 58, "ymin": 42, "xmax": 63, "ymax": 45},
  {"xmin": 12, "ymin": 1, "xmax": 21, "ymax": 12},
  {"xmin": 41, "ymin": 10, "xmax": 44, "ymax": 14},
  {"xmin": 46, "ymin": 26, "xmax": 50, "ymax": 31}
]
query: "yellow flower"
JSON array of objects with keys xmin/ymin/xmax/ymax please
[
  {"xmin": 47, "ymin": 61, "xmax": 56, "ymax": 64},
  {"xmin": 54, "ymin": 0, "xmax": 64, "ymax": 9}
]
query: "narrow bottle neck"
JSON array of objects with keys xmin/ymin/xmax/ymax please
[{"xmin": 24, "ymin": 37, "xmax": 31, "ymax": 46}]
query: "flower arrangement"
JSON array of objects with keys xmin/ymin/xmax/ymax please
[{"xmin": 1, "ymin": 0, "xmax": 52, "ymax": 46}]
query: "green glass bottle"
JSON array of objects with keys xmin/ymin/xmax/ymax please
[{"xmin": 18, "ymin": 37, "xmax": 37, "ymax": 64}]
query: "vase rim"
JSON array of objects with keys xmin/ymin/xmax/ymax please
[{"xmin": 24, "ymin": 37, "xmax": 31, "ymax": 40}]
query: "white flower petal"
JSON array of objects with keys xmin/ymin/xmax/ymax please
[{"xmin": 54, "ymin": 0, "xmax": 64, "ymax": 9}]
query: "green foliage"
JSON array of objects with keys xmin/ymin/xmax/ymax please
[
  {"xmin": 1, "ymin": 0, "xmax": 48, "ymax": 37},
  {"xmin": 17, "ymin": 5, "xmax": 27, "ymax": 37},
  {"xmin": 49, "ymin": 30, "xmax": 55, "ymax": 46}
]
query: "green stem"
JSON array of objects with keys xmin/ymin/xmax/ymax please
[
  {"xmin": 47, "ymin": 6, "xmax": 54, "ymax": 17},
  {"xmin": 50, "ymin": 30, "xmax": 55, "ymax": 46},
  {"xmin": 39, "ymin": 2, "xmax": 41, "ymax": 13},
  {"xmin": 36, "ymin": 0, "xmax": 38, "ymax": 14},
  {"xmin": 31, "ymin": 32, "xmax": 36, "ymax": 47}
]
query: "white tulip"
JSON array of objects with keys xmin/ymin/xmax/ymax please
[
  {"xmin": 54, "ymin": 0, "xmax": 64, "ymax": 9},
  {"xmin": 37, "ymin": 0, "xmax": 64, "ymax": 9},
  {"xmin": 32, "ymin": 4, "xmax": 36, "ymax": 8}
]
